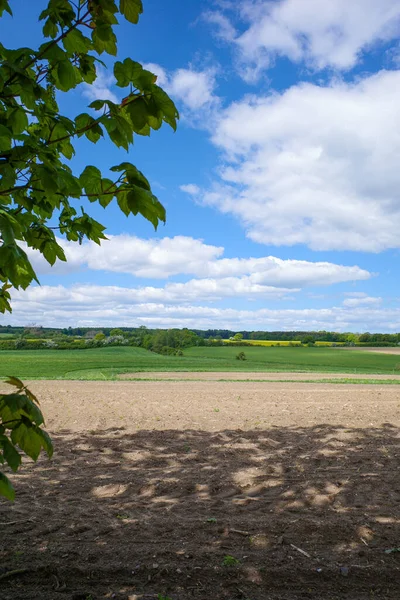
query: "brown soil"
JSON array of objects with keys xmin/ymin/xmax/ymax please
[{"xmin": 1, "ymin": 380, "xmax": 400, "ymax": 600}]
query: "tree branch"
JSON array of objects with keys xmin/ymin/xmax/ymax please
[{"xmin": 3, "ymin": 10, "xmax": 91, "ymax": 89}]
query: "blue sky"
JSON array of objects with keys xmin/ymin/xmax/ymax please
[{"xmin": 2, "ymin": 0, "xmax": 400, "ymax": 332}]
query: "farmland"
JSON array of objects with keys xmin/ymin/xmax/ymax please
[
  {"xmin": 2, "ymin": 344, "xmax": 400, "ymax": 598},
  {"xmin": 1, "ymin": 345, "xmax": 400, "ymax": 379},
  {"xmin": 1, "ymin": 378, "xmax": 400, "ymax": 599}
]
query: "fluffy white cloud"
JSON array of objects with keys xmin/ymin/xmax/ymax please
[
  {"xmin": 26, "ymin": 236, "xmax": 223, "ymax": 279},
  {"xmin": 343, "ymin": 296, "xmax": 382, "ymax": 307},
  {"xmin": 143, "ymin": 63, "xmax": 218, "ymax": 111},
  {"xmin": 180, "ymin": 184, "xmax": 200, "ymax": 195},
  {"xmin": 203, "ymin": 10, "xmax": 237, "ymax": 43},
  {"xmin": 197, "ymin": 69, "xmax": 400, "ymax": 252},
  {"xmin": 25, "ymin": 235, "xmax": 370, "ymax": 287},
  {"xmin": 207, "ymin": 0, "xmax": 400, "ymax": 80},
  {"xmin": 169, "ymin": 68, "xmax": 217, "ymax": 110},
  {"xmin": 6, "ymin": 284, "xmax": 400, "ymax": 331}
]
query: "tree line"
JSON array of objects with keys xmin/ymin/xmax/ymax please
[{"xmin": 1, "ymin": 325, "xmax": 399, "ymax": 351}]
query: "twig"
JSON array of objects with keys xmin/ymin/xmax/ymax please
[
  {"xmin": 290, "ymin": 543, "xmax": 311, "ymax": 558},
  {"xmin": 230, "ymin": 528, "xmax": 250, "ymax": 536},
  {"xmin": 0, "ymin": 568, "xmax": 28, "ymax": 582}
]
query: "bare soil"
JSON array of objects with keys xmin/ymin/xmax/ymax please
[{"xmin": 1, "ymin": 380, "xmax": 400, "ymax": 600}]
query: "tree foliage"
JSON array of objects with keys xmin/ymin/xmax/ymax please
[
  {"xmin": 0, "ymin": 0, "xmax": 178, "ymax": 498},
  {"xmin": 0, "ymin": 377, "xmax": 53, "ymax": 501},
  {"xmin": 0, "ymin": 0, "xmax": 178, "ymax": 315}
]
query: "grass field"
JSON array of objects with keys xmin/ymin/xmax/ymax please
[{"xmin": 0, "ymin": 345, "xmax": 399, "ymax": 379}]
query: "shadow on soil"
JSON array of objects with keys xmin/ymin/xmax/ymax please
[{"xmin": 1, "ymin": 424, "xmax": 400, "ymax": 599}]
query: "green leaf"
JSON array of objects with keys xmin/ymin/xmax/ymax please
[
  {"xmin": 85, "ymin": 123, "xmax": 103, "ymax": 143},
  {"xmin": 0, "ymin": 283, "xmax": 12, "ymax": 314},
  {"xmin": 120, "ymin": 0, "xmax": 143, "ymax": 24},
  {"xmin": 125, "ymin": 97, "xmax": 149, "ymax": 132},
  {"xmin": 56, "ymin": 60, "xmax": 77, "ymax": 91},
  {"xmin": 97, "ymin": 178, "xmax": 115, "ymax": 207},
  {"xmin": 0, "ymin": 124, "xmax": 12, "ymax": 150},
  {"xmin": 110, "ymin": 162, "xmax": 151, "ymax": 190},
  {"xmin": 11, "ymin": 422, "xmax": 42, "ymax": 462},
  {"xmin": 58, "ymin": 169, "xmax": 82, "ymax": 198},
  {"xmin": 79, "ymin": 54, "xmax": 97, "ymax": 83},
  {"xmin": 117, "ymin": 184, "xmax": 165, "ymax": 228},
  {"xmin": 0, "ymin": 244, "xmax": 38, "ymax": 289},
  {"xmin": 4, "ymin": 376, "xmax": 24, "ymax": 390},
  {"xmin": 0, "ymin": 0, "xmax": 12, "ymax": 17},
  {"xmin": 37, "ymin": 428, "xmax": 53, "ymax": 458},
  {"xmin": 60, "ymin": 139, "xmax": 75, "ymax": 159},
  {"xmin": 101, "ymin": 116, "xmax": 131, "ymax": 149},
  {"xmin": 8, "ymin": 108, "xmax": 29, "ymax": 135},
  {"xmin": 41, "ymin": 238, "xmax": 67, "ymax": 266},
  {"xmin": 43, "ymin": 17, "xmax": 58, "ymax": 38},
  {"xmin": 88, "ymin": 100, "xmax": 107, "ymax": 111},
  {"xmin": 0, "ymin": 436, "xmax": 21, "ymax": 472},
  {"xmin": 92, "ymin": 25, "xmax": 117, "ymax": 56},
  {"xmin": 151, "ymin": 85, "xmax": 179, "ymax": 131},
  {"xmin": 114, "ymin": 59, "xmax": 156, "ymax": 89},
  {"xmin": 0, "ymin": 472, "xmax": 15, "ymax": 501},
  {"xmin": 75, "ymin": 112, "xmax": 94, "ymax": 133},
  {"xmin": 36, "ymin": 164, "xmax": 59, "ymax": 193},
  {"xmin": 75, "ymin": 112, "xmax": 103, "ymax": 142},
  {"xmin": 63, "ymin": 28, "xmax": 91, "ymax": 54},
  {"xmin": 80, "ymin": 165, "xmax": 102, "ymax": 189}
]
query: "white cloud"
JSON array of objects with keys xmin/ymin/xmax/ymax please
[
  {"xmin": 201, "ymin": 69, "xmax": 400, "ymax": 252},
  {"xmin": 170, "ymin": 68, "xmax": 217, "ymax": 110},
  {"xmin": 13, "ymin": 279, "xmax": 291, "ymax": 308},
  {"xmin": 5, "ymin": 284, "xmax": 400, "ymax": 331},
  {"xmin": 26, "ymin": 235, "xmax": 222, "ymax": 279},
  {"xmin": 180, "ymin": 184, "xmax": 200, "ymax": 195},
  {"xmin": 25, "ymin": 235, "xmax": 370, "ymax": 287},
  {"xmin": 207, "ymin": 0, "xmax": 400, "ymax": 80},
  {"xmin": 203, "ymin": 10, "xmax": 237, "ymax": 42},
  {"xmin": 144, "ymin": 63, "xmax": 218, "ymax": 111},
  {"xmin": 82, "ymin": 67, "xmax": 119, "ymax": 103},
  {"xmin": 343, "ymin": 296, "xmax": 382, "ymax": 307}
]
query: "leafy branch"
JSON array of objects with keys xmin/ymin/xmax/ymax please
[
  {"xmin": 0, "ymin": 377, "xmax": 53, "ymax": 501},
  {"xmin": 0, "ymin": 0, "xmax": 179, "ymax": 317}
]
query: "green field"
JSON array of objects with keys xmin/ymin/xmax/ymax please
[{"xmin": 0, "ymin": 345, "xmax": 399, "ymax": 379}]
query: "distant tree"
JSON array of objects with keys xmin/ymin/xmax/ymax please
[
  {"xmin": 346, "ymin": 333, "xmax": 360, "ymax": 344},
  {"xmin": 359, "ymin": 332, "xmax": 371, "ymax": 343},
  {"xmin": 233, "ymin": 333, "xmax": 243, "ymax": 341},
  {"xmin": 94, "ymin": 332, "xmax": 106, "ymax": 342},
  {"xmin": 110, "ymin": 328, "xmax": 124, "ymax": 337}
]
